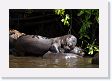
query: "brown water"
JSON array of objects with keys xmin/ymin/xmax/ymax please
[{"xmin": 9, "ymin": 55, "xmax": 98, "ymax": 68}]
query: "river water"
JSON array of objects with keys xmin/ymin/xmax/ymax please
[{"xmin": 9, "ymin": 55, "xmax": 98, "ymax": 68}]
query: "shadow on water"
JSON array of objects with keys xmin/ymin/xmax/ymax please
[{"xmin": 9, "ymin": 54, "xmax": 99, "ymax": 68}]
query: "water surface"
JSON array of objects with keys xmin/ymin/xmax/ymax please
[{"xmin": 9, "ymin": 55, "xmax": 98, "ymax": 68}]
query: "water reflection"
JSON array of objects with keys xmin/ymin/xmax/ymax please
[{"xmin": 9, "ymin": 55, "xmax": 98, "ymax": 68}]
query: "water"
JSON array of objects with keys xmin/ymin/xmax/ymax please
[{"xmin": 9, "ymin": 55, "xmax": 98, "ymax": 68}]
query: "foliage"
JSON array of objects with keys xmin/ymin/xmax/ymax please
[
  {"xmin": 55, "ymin": 9, "xmax": 99, "ymax": 55},
  {"xmin": 54, "ymin": 9, "xmax": 65, "ymax": 16},
  {"xmin": 78, "ymin": 10, "xmax": 98, "ymax": 39},
  {"xmin": 54, "ymin": 9, "xmax": 70, "ymax": 26},
  {"xmin": 77, "ymin": 9, "xmax": 99, "ymax": 55},
  {"xmin": 86, "ymin": 40, "xmax": 99, "ymax": 55},
  {"xmin": 61, "ymin": 14, "xmax": 70, "ymax": 26}
]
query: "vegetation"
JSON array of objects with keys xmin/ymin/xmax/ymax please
[
  {"xmin": 54, "ymin": 9, "xmax": 70, "ymax": 26},
  {"xmin": 54, "ymin": 9, "xmax": 99, "ymax": 55}
]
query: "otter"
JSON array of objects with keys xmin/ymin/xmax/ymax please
[
  {"xmin": 70, "ymin": 46, "xmax": 85, "ymax": 56},
  {"xmin": 11, "ymin": 34, "xmax": 78, "ymax": 56},
  {"xmin": 15, "ymin": 35, "xmax": 52, "ymax": 56},
  {"xmin": 50, "ymin": 34, "xmax": 77, "ymax": 53}
]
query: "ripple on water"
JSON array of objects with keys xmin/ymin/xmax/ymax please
[{"xmin": 9, "ymin": 55, "xmax": 99, "ymax": 68}]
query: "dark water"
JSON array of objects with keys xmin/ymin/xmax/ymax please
[{"xmin": 9, "ymin": 55, "xmax": 98, "ymax": 68}]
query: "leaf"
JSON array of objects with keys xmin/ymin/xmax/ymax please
[
  {"xmin": 84, "ymin": 35, "xmax": 90, "ymax": 39},
  {"xmin": 94, "ymin": 47, "xmax": 99, "ymax": 51},
  {"xmin": 54, "ymin": 9, "xmax": 65, "ymax": 16},
  {"xmin": 79, "ymin": 36, "xmax": 83, "ymax": 39},
  {"xmin": 77, "ymin": 10, "xmax": 84, "ymax": 16},
  {"xmin": 65, "ymin": 14, "xmax": 70, "ymax": 20},
  {"xmin": 88, "ymin": 50, "xmax": 93, "ymax": 55},
  {"xmin": 64, "ymin": 21, "xmax": 66, "ymax": 25},
  {"xmin": 61, "ymin": 19, "xmax": 64, "ymax": 22}
]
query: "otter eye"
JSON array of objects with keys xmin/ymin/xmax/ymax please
[{"xmin": 73, "ymin": 40, "xmax": 76, "ymax": 42}]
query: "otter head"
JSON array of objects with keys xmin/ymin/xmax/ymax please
[
  {"xmin": 66, "ymin": 35, "xmax": 77, "ymax": 50},
  {"xmin": 70, "ymin": 46, "xmax": 85, "ymax": 56}
]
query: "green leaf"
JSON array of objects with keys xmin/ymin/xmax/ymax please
[
  {"xmin": 84, "ymin": 35, "xmax": 90, "ymax": 39},
  {"xmin": 65, "ymin": 14, "xmax": 70, "ymax": 20},
  {"xmin": 61, "ymin": 19, "xmax": 64, "ymax": 22},
  {"xmin": 77, "ymin": 10, "xmax": 84, "ymax": 16},
  {"xmin": 88, "ymin": 50, "xmax": 93, "ymax": 54},
  {"xmin": 94, "ymin": 47, "xmax": 99, "ymax": 51}
]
